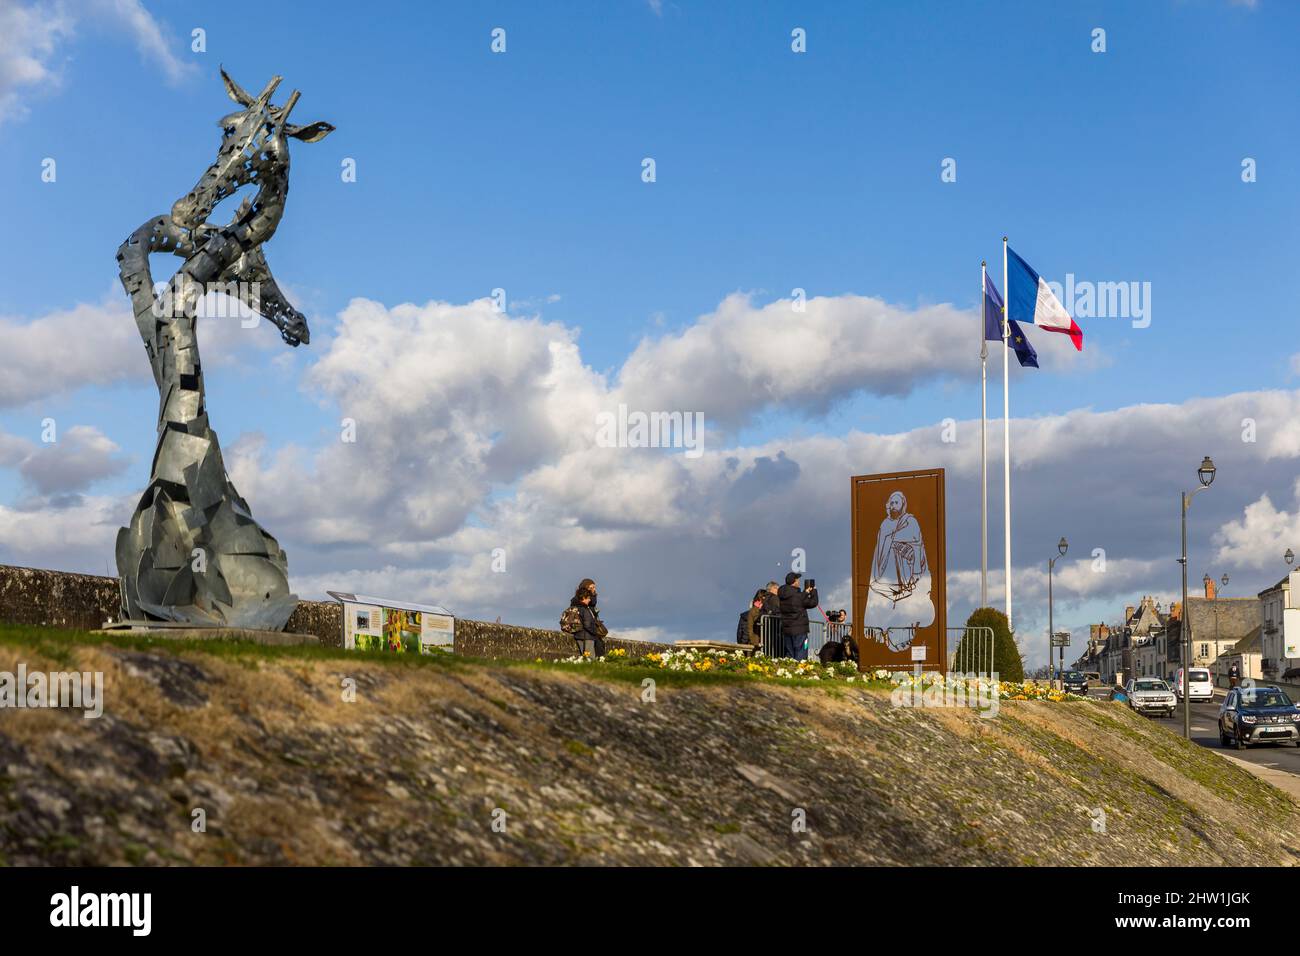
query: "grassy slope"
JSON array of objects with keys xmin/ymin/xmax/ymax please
[{"xmin": 1, "ymin": 624, "xmax": 1298, "ymax": 866}]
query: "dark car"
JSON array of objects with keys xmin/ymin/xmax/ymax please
[
  {"xmin": 1218, "ymin": 685, "xmax": 1300, "ymax": 750},
  {"xmin": 1061, "ymin": 670, "xmax": 1088, "ymax": 695}
]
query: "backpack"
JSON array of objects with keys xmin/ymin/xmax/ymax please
[{"xmin": 560, "ymin": 606, "xmax": 583, "ymax": 635}]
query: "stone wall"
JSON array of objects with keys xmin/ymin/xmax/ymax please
[
  {"xmin": 285, "ymin": 599, "xmax": 344, "ymax": 648},
  {"xmin": 0, "ymin": 564, "xmax": 120, "ymax": 629},
  {"xmin": 0, "ymin": 565, "xmax": 666, "ymax": 660},
  {"xmin": 452, "ymin": 617, "xmax": 665, "ymax": 660}
]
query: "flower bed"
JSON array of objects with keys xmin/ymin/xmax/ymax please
[{"xmin": 553, "ymin": 647, "xmax": 1088, "ymax": 701}]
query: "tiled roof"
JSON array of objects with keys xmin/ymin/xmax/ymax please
[{"xmin": 1183, "ymin": 597, "xmax": 1261, "ymax": 642}]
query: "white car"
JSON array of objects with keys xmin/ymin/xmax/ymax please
[
  {"xmin": 1175, "ymin": 667, "xmax": 1214, "ymax": 703},
  {"xmin": 1126, "ymin": 678, "xmax": 1177, "ymax": 718}
]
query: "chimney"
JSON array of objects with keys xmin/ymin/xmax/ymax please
[
  {"xmin": 1203, "ymin": 575, "xmax": 1216, "ymax": 600},
  {"xmin": 1125, "ymin": 605, "xmax": 1134, "ymax": 622},
  {"xmin": 1169, "ymin": 601, "xmax": 1181, "ymax": 621}
]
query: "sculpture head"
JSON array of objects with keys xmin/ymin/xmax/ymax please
[
  {"xmin": 170, "ymin": 69, "xmax": 335, "ymax": 237},
  {"xmin": 886, "ymin": 491, "xmax": 907, "ymax": 520}
]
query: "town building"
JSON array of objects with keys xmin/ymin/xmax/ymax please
[
  {"xmin": 1259, "ymin": 569, "xmax": 1300, "ymax": 680},
  {"xmin": 1169, "ymin": 576, "xmax": 1261, "ymax": 682},
  {"xmin": 1071, "ymin": 623, "xmax": 1109, "ymax": 674},
  {"xmin": 1091, "ymin": 596, "xmax": 1178, "ymax": 685}
]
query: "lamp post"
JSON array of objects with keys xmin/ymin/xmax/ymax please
[
  {"xmin": 1180, "ymin": 456, "xmax": 1216, "ymax": 739},
  {"xmin": 1048, "ymin": 536, "xmax": 1068, "ymax": 688},
  {"xmin": 1285, "ymin": 549, "xmax": 1294, "ymax": 567}
]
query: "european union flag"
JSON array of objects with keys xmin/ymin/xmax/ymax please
[{"xmin": 984, "ymin": 273, "xmax": 1038, "ymax": 369}]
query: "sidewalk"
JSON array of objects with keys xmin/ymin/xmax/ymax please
[{"xmin": 1213, "ymin": 750, "xmax": 1300, "ymax": 805}]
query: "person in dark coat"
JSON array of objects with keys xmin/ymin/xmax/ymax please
[
  {"xmin": 777, "ymin": 571, "xmax": 818, "ymax": 660},
  {"xmin": 571, "ymin": 584, "xmax": 606, "ymax": 657}
]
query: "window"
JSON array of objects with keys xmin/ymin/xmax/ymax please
[
  {"xmin": 1242, "ymin": 689, "xmax": 1293, "ymax": 708},
  {"xmin": 356, "ymin": 610, "xmax": 370, "ymax": 630},
  {"xmin": 1200, "ymin": 643, "xmax": 1209, "ymax": 657}
]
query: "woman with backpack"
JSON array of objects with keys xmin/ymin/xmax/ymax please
[
  {"xmin": 736, "ymin": 590, "xmax": 766, "ymax": 650},
  {"xmin": 562, "ymin": 579, "xmax": 607, "ymax": 657}
]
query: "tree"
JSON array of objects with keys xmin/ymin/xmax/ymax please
[{"xmin": 952, "ymin": 606, "xmax": 1023, "ymax": 682}]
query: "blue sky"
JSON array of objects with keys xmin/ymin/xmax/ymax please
[{"xmin": 1, "ymin": 0, "xmax": 1298, "ymax": 666}]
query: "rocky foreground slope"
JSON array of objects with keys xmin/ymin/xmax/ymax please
[{"xmin": 3, "ymin": 630, "xmax": 1299, "ymax": 866}]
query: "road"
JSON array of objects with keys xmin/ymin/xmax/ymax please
[{"xmin": 1090, "ymin": 687, "xmax": 1300, "ymax": 778}]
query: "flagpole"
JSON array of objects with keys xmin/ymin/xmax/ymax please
[
  {"xmin": 980, "ymin": 260, "xmax": 988, "ymax": 608},
  {"xmin": 1002, "ymin": 236, "xmax": 1013, "ymax": 631}
]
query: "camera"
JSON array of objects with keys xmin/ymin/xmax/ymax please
[{"xmin": 805, "ymin": 578, "xmax": 815, "ymax": 590}]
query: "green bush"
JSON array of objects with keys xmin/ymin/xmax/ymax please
[{"xmin": 952, "ymin": 606, "xmax": 1023, "ymax": 682}]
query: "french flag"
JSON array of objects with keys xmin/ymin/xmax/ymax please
[{"xmin": 1007, "ymin": 246, "xmax": 1083, "ymax": 351}]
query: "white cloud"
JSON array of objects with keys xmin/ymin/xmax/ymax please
[
  {"xmin": 1214, "ymin": 478, "xmax": 1300, "ymax": 571},
  {"xmin": 0, "ymin": 430, "xmax": 32, "ymax": 468},
  {"xmin": 92, "ymin": 0, "xmax": 193, "ymax": 85},
  {"xmin": 13, "ymin": 424, "xmax": 129, "ymax": 495},
  {"xmin": 612, "ymin": 292, "xmax": 1100, "ymax": 433},
  {"xmin": 0, "ymin": 423, "xmax": 129, "ymax": 496},
  {"xmin": 0, "ymin": 0, "xmax": 73, "ymax": 125},
  {"xmin": 0, "ymin": 296, "xmax": 140, "ymax": 407},
  {"xmin": 0, "ymin": 492, "xmax": 126, "ymax": 574},
  {"xmin": 0, "ymin": 0, "xmax": 191, "ymax": 128},
  {"xmin": 0, "ymin": 290, "xmax": 307, "ymax": 409}
]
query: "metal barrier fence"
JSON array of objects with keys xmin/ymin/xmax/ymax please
[
  {"xmin": 755, "ymin": 619, "xmax": 995, "ymax": 673},
  {"xmin": 947, "ymin": 625, "xmax": 995, "ymax": 676},
  {"xmin": 755, "ymin": 616, "xmax": 851, "ymax": 660}
]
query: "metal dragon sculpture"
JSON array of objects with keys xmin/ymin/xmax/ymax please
[{"xmin": 114, "ymin": 69, "xmax": 334, "ymax": 629}]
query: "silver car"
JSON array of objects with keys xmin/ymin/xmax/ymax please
[{"xmin": 1125, "ymin": 677, "xmax": 1176, "ymax": 718}]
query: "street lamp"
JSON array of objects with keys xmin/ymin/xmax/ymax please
[
  {"xmin": 1049, "ymin": 536, "xmax": 1068, "ymax": 688},
  {"xmin": 1180, "ymin": 456, "xmax": 1216, "ymax": 739},
  {"xmin": 1286, "ymin": 548, "xmax": 1294, "ymax": 567}
]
